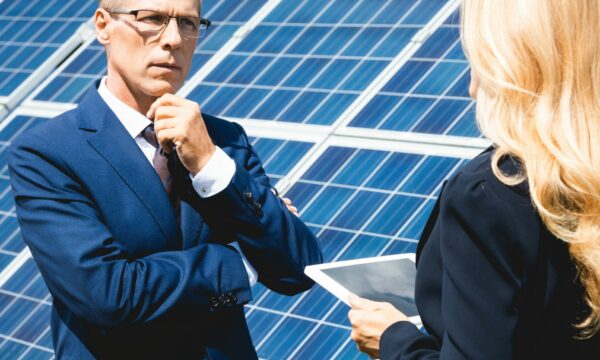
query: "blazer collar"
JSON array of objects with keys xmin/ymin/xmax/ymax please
[{"xmin": 76, "ymin": 86, "xmax": 182, "ymax": 244}]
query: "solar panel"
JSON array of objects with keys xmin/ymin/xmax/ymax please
[
  {"xmin": 245, "ymin": 142, "xmax": 469, "ymax": 359},
  {"xmin": 0, "ymin": 0, "xmax": 96, "ymax": 103},
  {"xmin": 345, "ymin": 10, "xmax": 479, "ymax": 137},
  {"xmin": 0, "ymin": 1, "xmax": 494, "ymax": 358},
  {"xmin": 184, "ymin": 0, "xmax": 450, "ymax": 125}
]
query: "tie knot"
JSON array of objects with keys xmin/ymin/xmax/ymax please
[{"xmin": 141, "ymin": 124, "xmax": 159, "ymax": 149}]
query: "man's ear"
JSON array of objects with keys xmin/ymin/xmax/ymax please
[{"xmin": 95, "ymin": 8, "xmax": 111, "ymax": 45}]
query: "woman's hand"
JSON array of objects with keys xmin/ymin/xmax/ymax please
[{"xmin": 348, "ymin": 294, "xmax": 409, "ymax": 359}]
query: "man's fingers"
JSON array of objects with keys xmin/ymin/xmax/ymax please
[
  {"xmin": 282, "ymin": 197, "xmax": 292, "ymax": 205},
  {"xmin": 153, "ymin": 106, "xmax": 180, "ymax": 121},
  {"xmin": 146, "ymin": 97, "xmax": 166, "ymax": 120},
  {"xmin": 155, "ymin": 128, "xmax": 178, "ymax": 153},
  {"xmin": 153, "ymin": 117, "xmax": 178, "ymax": 132},
  {"xmin": 146, "ymin": 93, "xmax": 184, "ymax": 119}
]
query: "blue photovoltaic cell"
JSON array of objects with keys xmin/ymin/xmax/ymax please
[
  {"xmin": 0, "ymin": 0, "xmax": 97, "ymax": 98},
  {"xmin": 247, "ymin": 137, "xmax": 314, "ymax": 184},
  {"xmin": 348, "ymin": 10, "xmax": 481, "ymax": 138},
  {"xmin": 187, "ymin": 0, "xmax": 448, "ymax": 125},
  {"xmin": 33, "ymin": 0, "xmax": 267, "ymax": 104},
  {"xmin": 245, "ymin": 145, "xmax": 467, "ymax": 359},
  {"xmin": 0, "ymin": 258, "xmax": 53, "ymax": 359},
  {"xmin": 0, "ymin": 116, "xmax": 46, "ymax": 274}
]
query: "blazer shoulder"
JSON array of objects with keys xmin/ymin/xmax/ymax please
[
  {"xmin": 201, "ymin": 113, "xmax": 247, "ymax": 148},
  {"xmin": 11, "ymin": 109, "xmax": 79, "ymax": 151},
  {"xmin": 440, "ymin": 147, "xmax": 541, "ymax": 259},
  {"xmin": 446, "ymin": 147, "xmax": 531, "ymax": 209}
]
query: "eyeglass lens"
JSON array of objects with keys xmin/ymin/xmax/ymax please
[{"xmin": 134, "ymin": 10, "xmax": 207, "ymax": 38}]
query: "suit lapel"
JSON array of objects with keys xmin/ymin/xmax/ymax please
[{"xmin": 77, "ymin": 87, "xmax": 181, "ymax": 244}]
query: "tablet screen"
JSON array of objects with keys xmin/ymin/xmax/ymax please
[{"xmin": 320, "ymin": 258, "xmax": 418, "ymax": 317}]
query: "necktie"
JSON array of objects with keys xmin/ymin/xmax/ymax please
[{"xmin": 141, "ymin": 124, "xmax": 181, "ymax": 219}]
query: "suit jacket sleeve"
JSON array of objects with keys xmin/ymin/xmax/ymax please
[
  {"xmin": 9, "ymin": 132, "xmax": 253, "ymax": 328},
  {"xmin": 190, "ymin": 121, "xmax": 322, "ymax": 295},
  {"xmin": 380, "ymin": 173, "xmax": 523, "ymax": 359}
]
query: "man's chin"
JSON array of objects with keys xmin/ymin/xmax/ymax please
[{"xmin": 146, "ymin": 79, "xmax": 182, "ymax": 97}]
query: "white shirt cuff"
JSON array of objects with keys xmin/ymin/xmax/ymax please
[
  {"xmin": 191, "ymin": 146, "xmax": 236, "ymax": 198},
  {"xmin": 229, "ymin": 241, "xmax": 258, "ymax": 287}
]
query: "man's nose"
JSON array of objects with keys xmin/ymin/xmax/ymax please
[{"xmin": 160, "ymin": 18, "xmax": 183, "ymax": 49}]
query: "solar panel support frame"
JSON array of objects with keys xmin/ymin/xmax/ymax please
[
  {"xmin": 0, "ymin": 248, "xmax": 31, "ymax": 288},
  {"xmin": 335, "ymin": 126, "xmax": 491, "ymax": 152},
  {"xmin": 0, "ymin": 104, "xmax": 8, "ymax": 122}
]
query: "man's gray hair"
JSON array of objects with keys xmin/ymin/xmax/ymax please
[
  {"xmin": 98, "ymin": 1, "xmax": 202, "ymax": 11},
  {"xmin": 98, "ymin": 0, "xmax": 121, "ymax": 8}
]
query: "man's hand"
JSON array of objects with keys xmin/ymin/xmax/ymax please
[
  {"xmin": 281, "ymin": 197, "xmax": 299, "ymax": 217},
  {"xmin": 147, "ymin": 94, "xmax": 215, "ymax": 176},
  {"xmin": 270, "ymin": 189, "xmax": 299, "ymax": 216},
  {"xmin": 348, "ymin": 294, "xmax": 409, "ymax": 359}
]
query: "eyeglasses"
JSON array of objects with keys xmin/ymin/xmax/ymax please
[{"xmin": 105, "ymin": 9, "xmax": 211, "ymax": 39}]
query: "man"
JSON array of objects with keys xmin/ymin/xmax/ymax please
[{"xmin": 8, "ymin": 0, "xmax": 321, "ymax": 358}]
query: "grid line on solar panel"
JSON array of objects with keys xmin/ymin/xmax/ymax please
[
  {"xmin": 0, "ymin": 0, "xmax": 96, "ymax": 100},
  {"xmin": 26, "ymin": 0, "xmax": 268, "ymax": 106},
  {"xmin": 185, "ymin": 0, "xmax": 449, "ymax": 126},
  {"xmin": 345, "ymin": 10, "xmax": 480, "ymax": 138}
]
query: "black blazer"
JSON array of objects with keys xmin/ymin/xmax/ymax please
[{"xmin": 380, "ymin": 147, "xmax": 600, "ymax": 359}]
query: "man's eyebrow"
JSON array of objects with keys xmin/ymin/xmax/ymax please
[{"xmin": 135, "ymin": 8, "xmax": 201, "ymax": 17}]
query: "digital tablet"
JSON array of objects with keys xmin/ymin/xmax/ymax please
[{"xmin": 305, "ymin": 253, "xmax": 420, "ymax": 325}]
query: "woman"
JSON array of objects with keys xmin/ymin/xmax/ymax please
[{"xmin": 348, "ymin": 0, "xmax": 600, "ymax": 358}]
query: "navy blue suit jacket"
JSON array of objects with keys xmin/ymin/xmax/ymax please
[
  {"xmin": 379, "ymin": 148, "xmax": 600, "ymax": 359},
  {"xmin": 8, "ymin": 87, "xmax": 322, "ymax": 359}
]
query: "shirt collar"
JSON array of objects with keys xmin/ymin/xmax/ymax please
[{"xmin": 97, "ymin": 76, "xmax": 151, "ymax": 139}]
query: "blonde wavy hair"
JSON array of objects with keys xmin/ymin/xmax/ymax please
[{"xmin": 462, "ymin": 0, "xmax": 600, "ymax": 337}]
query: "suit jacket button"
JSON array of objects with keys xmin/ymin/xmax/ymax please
[
  {"xmin": 219, "ymin": 294, "xmax": 230, "ymax": 305},
  {"xmin": 243, "ymin": 191, "xmax": 252, "ymax": 200},
  {"xmin": 210, "ymin": 297, "xmax": 220, "ymax": 308}
]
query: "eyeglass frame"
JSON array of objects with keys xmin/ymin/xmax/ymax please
[{"xmin": 104, "ymin": 8, "xmax": 211, "ymax": 39}]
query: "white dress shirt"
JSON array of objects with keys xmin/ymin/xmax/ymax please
[{"xmin": 97, "ymin": 77, "xmax": 257, "ymax": 286}]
